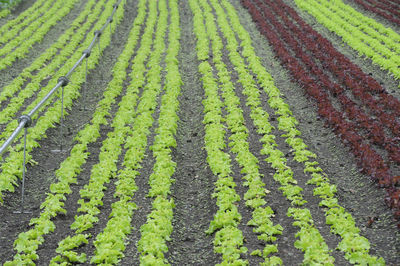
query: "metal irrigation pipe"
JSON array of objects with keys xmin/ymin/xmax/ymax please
[
  {"xmin": 0, "ymin": 115, "xmax": 31, "ymax": 156},
  {"xmin": 0, "ymin": 0, "xmax": 122, "ymax": 157},
  {"xmin": 0, "ymin": 78, "xmax": 66, "ymax": 156}
]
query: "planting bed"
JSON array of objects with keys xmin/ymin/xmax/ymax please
[{"xmin": 0, "ymin": 0, "xmax": 399, "ymax": 265}]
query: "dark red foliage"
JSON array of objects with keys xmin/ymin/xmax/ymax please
[
  {"xmin": 352, "ymin": 0, "xmax": 400, "ymax": 26},
  {"xmin": 242, "ymin": 0, "xmax": 400, "ymax": 222}
]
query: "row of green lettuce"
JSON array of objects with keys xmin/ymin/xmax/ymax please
[
  {"xmin": 0, "ymin": 0, "xmax": 54, "ymax": 44},
  {"xmin": 0, "ymin": 8, "xmax": 9, "ymax": 18},
  {"xmin": 0, "ymin": 0, "xmax": 106, "ymax": 203},
  {"xmin": 0, "ymin": 0, "xmax": 80, "ymax": 71},
  {"xmin": 221, "ymin": 0, "xmax": 385, "ymax": 264},
  {"xmin": 3, "ymin": 0, "xmax": 125, "ymax": 264},
  {"xmin": 295, "ymin": 0, "xmax": 400, "ymax": 82},
  {"xmin": 0, "ymin": 0, "xmax": 26, "ymax": 18},
  {"xmin": 50, "ymin": 0, "xmax": 157, "ymax": 263},
  {"xmin": 6, "ymin": 0, "xmax": 183, "ymax": 263},
  {"xmin": 190, "ymin": 0, "xmax": 386, "ymax": 264},
  {"xmin": 0, "ymin": 0, "xmax": 99, "ymax": 126},
  {"xmin": 204, "ymin": 0, "xmax": 337, "ymax": 264},
  {"xmin": 51, "ymin": 0, "xmax": 183, "ymax": 263},
  {"xmin": 197, "ymin": 0, "xmax": 284, "ymax": 264},
  {"xmin": 190, "ymin": 0, "xmax": 249, "ymax": 264},
  {"xmin": 136, "ymin": 0, "xmax": 182, "ymax": 264},
  {"xmin": 0, "ymin": 0, "xmax": 47, "ymax": 36}
]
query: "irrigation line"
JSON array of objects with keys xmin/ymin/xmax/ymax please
[
  {"xmin": 0, "ymin": 0, "xmax": 122, "ymax": 157},
  {"xmin": 0, "ymin": 0, "xmax": 122, "ymax": 210}
]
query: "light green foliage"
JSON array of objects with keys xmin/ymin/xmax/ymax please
[
  {"xmin": 4, "ymin": 0, "xmax": 126, "ymax": 264},
  {"xmin": 219, "ymin": 0, "xmax": 384, "ymax": 264},
  {"xmin": 295, "ymin": 0, "xmax": 400, "ymax": 81},
  {"xmin": 0, "ymin": 0, "xmax": 107, "ymax": 202},
  {"xmin": 135, "ymin": 0, "xmax": 183, "ymax": 264},
  {"xmin": 189, "ymin": 0, "xmax": 249, "ymax": 263},
  {"xmin": 0, "ymin": 0, "xmax": 80, "ymax": 70}
]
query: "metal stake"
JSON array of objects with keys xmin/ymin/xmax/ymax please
[
  {"xmin": 52, "ymin": 86, "xmax": 65, "ymax": 153},
  {"xmin": 13, "ymin": 127, "xmax": 31, "ymax": 214},
  {"xmin": 98, "ymin": 38, "xmax": 101, "ymax": 54},
  {"xmin": 83, "ymin": 57, "xmax": 88, "ymax": 111},
  {"xmin": 60, "ymin": 86, "xmax": 65, "ymax": 151}
]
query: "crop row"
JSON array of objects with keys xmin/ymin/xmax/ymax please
[
  {"xmin": 205, "ymin": 0, "xmax": 288, "ymax": 263},
  {"xmin": 220, "ymin": 0, "xmax": 384, "ymax": 264},
  {"xmin": 0, "ymin": 0, "xmax": 80, "ymax": 71},
  {"xmin": 190, "ymin": 0, "xmax": 249, "ymax": 264},
  {"xmin": 3, "ymin": 1, "xmax": 125, "ymax": 264},
  {"xmin": 192, "ymin": 0, "xmax": 359, "ymax": 264},
  {"xmin": 0, "ymin": 0, "xmax": 393, "ymax": 264},
  {"xmin": 243, "ymin": 0, "xmax": 400, "ymax": 221},
  {"xmin": 252, "ymin": 0, "xmax": 400, "ymax": 169},
  {"xmin": 0, "ymin": 0, "xmax": 100, "ymax": 126},
  {"xmin": 352, "ymin": 0, "xmax": 400, "ymax": 25},
  {"xmin": 3, "ymin": 0, "xmax": 184, "ymax": 264},
  {"xmin": 0, "ymin": 0, "xmax": 113, "ymax": 203},
  {"xmin": 213, "ymin": 1, "xmax": 334, "ymax": 264},
  {"xmin": 0, "ymin": 0, "xmax": 47, "ymax": 35},
  {"xmin": 213, "ymin": 0, "xmax": 339, "ymax": 263},
  {"xmin": 295, "ymin": 0, "xmax": 400, "ymax": 81},
  {"xmin": 0, "ymin": 8, "xmax": 10, "ymax": 19},
  {"xmin": 50, "ymin": 0, "xmax": 158, "ymax": 263},
  {"xmin": 200, "ymin": 0, "xmax": 287, "ymax": 264},
  {"xmin": 136, "ymin": 0, "xmax": 182, "ymax": 264},
  {"xmin": 0, "ymin": 0, "xmax": 54, "ymax": 45},
  {"xmin": 69, "ymin": 0, "xmax": 149, "ymax": 263}
]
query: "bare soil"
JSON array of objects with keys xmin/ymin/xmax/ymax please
[{"xmin": 0, "ymin": 0, "xmax": 399, "ymax": 265}]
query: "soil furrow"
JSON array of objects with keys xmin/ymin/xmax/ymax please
[
  {"xmin": 230, "ymin": 1, "xmax": 400, "ymax": 263},
  {"xmin": 0, "ymin": 0, "xmax": 37, "ymax": 28},
  {"xmin": 0, "ymin": 0, "xmax": 89, "ymax": 88},
  {"xmin": 118, "ymin": 141, "xmax": 155, "ymax": 266},
  {"xmin": 255, "ymin": 0, "xmax": 400, "ymax": 176},
  {"xmin": 0, "ymin": 0, "xmax": 140, "ymax": 263},
  {"xmin": 165, "ymin": 1, "xmax": 218, "ymax": 265}
]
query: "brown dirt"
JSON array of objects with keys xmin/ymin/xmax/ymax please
[{"xmin": 0, "ymin": 0, "xmax": 399, "ymax": 265}]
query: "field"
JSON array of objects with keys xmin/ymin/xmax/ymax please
[{"xmin": 0, "ymin": 0, "xmax": 399, "ymax": 265}]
